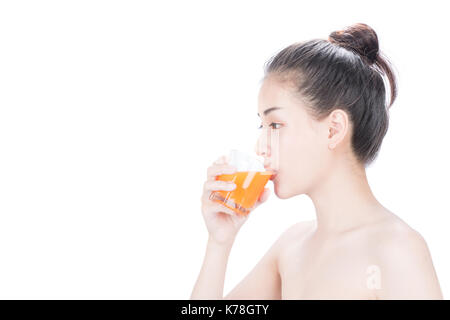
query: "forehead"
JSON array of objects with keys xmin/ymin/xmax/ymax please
[{"xmin": 257, "ymin": 77, "xmax": 302, "ymax": 116}]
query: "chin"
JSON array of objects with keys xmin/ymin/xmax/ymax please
[
  {"xmin": 273, "ymin": 178, "xmax": 304, "ymax": 199},
  {"xmin": 273, "ymin": 179, "xmax": 292, "ymax": 199}
]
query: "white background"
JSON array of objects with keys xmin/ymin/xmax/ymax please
[{"xmin": 0, "ymin": 0, "xmax": 448, "ymax": 299}]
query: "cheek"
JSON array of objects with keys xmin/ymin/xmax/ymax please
[{"xmin": 280, "ymin": 129, "xmax": 325, "ymax": 183}]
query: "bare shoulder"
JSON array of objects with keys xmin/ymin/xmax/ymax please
[
  {"xmin": 222, "ymin": 220, "xmax": 315, "ymax": 300},
  {"xmin": 370, "ymin": 211, "xmax": 443, "ymax": 299},
  {"xmin": 371, "ymin": 211, "xmax": 432, "ymax": 253},
  {"xmin": 271, "ymin": 220, "xmax": 316, "ymax": 261},
  {"xmin": 277, "ymin": 220, "xmax": 316, "ymax": 245}
]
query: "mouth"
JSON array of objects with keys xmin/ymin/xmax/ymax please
[{"xmin": 265, "ymin": 168, "xmax": 277, "ymax": 180}]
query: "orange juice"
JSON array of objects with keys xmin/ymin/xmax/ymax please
[{"xmin": 209, "ymin": 170, "xmax": 273, "ymax": 216}]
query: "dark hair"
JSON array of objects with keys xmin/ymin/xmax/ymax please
[{"xmin": 262, "ymin": 23, "xmax": 398, "ymax": 166}]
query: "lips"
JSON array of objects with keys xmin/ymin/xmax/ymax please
[{"xmin": 265, "ymin": 167, "xmax": 277, "ymax": 180}]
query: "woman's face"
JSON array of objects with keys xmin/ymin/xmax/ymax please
[{"xmin": 255, "ymin": 76, "xmax": 333, "ymax": 199}]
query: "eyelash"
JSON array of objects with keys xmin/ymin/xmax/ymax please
[{"xmin": 258, "ymin": 122, "xmax": 282, "ymax": 130}]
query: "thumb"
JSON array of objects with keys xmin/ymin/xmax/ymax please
[
  {"xmin": 259, "ymin": 187, "xmax": 271, "ymax": 203},
  {"xmin": 252, "ymin": 188, "xmax": 271, "ymax": 210}
]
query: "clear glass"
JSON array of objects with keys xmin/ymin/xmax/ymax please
[{"xmin": 209, "ymin": 150, "xmax": 274, "ymax": 216}]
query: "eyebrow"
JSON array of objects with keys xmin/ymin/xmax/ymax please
[{"xmin": 257, "ymin": 107, "xmax": 283, "ymax": 117}]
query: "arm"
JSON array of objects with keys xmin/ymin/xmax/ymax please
[
  {"xmin": 377, "ymin": 229, "xmax": 443, "ymax": 299},
  {"xmin": 223, "ymin": 222, "xmax": 307, "ymax": 300},
  {"xmin": 190, "ymin": 232, "xmax": 282, "ymax": 300},
  {"xmin": 223, "ymin": 235, "xmax": 282, "ymax": 300},
  {"xmin": 190, "ymin": 236, "xmax": 234, "ymax": 300}
]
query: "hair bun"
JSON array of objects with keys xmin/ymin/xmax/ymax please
[{"xmin": 328, "ymin": 23, "xmax": 379, "ymax": 65}]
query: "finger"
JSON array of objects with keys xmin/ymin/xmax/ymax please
[
  {"xmin": 206, "ymin": 164, "xmax": 237, "ymax": 181},
  {"xmin": 213, "ymin": 155, "xmax": 227, "ymax": 165},
  {"xmin": 205, "ymin": 202, "xmax": 236, "ymax": 216},
  {"xmin": 203, "ymin": 180, "xmax": 236, "ymax": 192},
  {"xmin": 259, "ymin": 188, "xmax": 270, "ymax": 203},
  {"xmin": 252, "ymin": 188, "xmax": 270, "ymax": 210},
  {"xmin": 235, "ymin": 212, "xmax": 250, "ymax": 221}
]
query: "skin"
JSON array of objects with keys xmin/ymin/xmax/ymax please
[{"xmin": 191, "ymin": 75, "xmax": 443, "ymax": 300}]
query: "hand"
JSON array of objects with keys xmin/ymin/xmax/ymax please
[{"xmin": 200, "ymin": 155, "xmax": 270, "ymax": 245}]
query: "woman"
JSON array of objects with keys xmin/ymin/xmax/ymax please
[{"xmin": 191, "ymin": 23, "xmax": 443, "ymax": 300}]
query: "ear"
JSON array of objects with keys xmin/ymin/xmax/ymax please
[{"xmin": 327, "ymin": 109, "xmax": 349, "ymax": 150}]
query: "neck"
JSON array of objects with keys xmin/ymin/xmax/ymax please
[{"xmin": 306, "ymin": 159, "xmax": 384, "ymax": 235}]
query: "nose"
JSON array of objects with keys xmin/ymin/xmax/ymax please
[
  {"xmin": 254, "ymin": 129, "xmax": 271, "ymax": 158},
  {"xmin": 255, "ymin": 141, "xmax": 270, "ymax": 157},
  {"xmin": 255, "ymin": 127, "xmax": 280, "ymax": 171}
]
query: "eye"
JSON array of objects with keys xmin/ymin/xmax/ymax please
[{"xmin": 258, "ymin": 122, "xmax": 282, "ymax": 130}]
